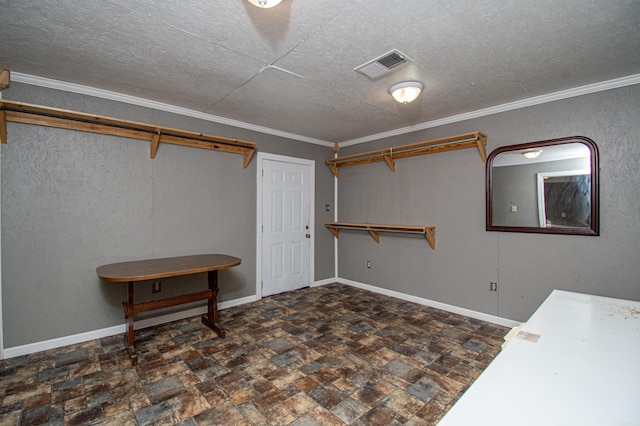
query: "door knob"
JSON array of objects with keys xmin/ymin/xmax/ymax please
[{"xmin": 305, "ymin": 234, "xmax": 311, "ymax": 239}]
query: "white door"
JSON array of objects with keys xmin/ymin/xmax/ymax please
[{"xmin": 260, "ymin": 157, "xmax": 312, "ymax": 297}]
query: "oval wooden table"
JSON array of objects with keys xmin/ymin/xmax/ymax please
[{"xmin": 97, "ymin": 254, "xmax": 241, "ymax": 361}]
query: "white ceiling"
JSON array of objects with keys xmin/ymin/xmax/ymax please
[{"xmin": 1, "ymin": 0, "xmax": 639, "ymax": 145}]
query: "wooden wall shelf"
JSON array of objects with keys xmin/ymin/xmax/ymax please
[
  {"xmin": 326, "ymin": 222, "xmax": 436, "ymax": 250},
  {"xmin": 0, "ymin": 99, "xmax": 256, "ymax": 168},
  {"xmin": 326, "ymin": 131, "xmax": 486, "ymax": 178}
]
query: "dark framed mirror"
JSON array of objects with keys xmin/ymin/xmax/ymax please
[{"xmin": 486, "ymin": 136, "xmax": 599, "ymax": 235}]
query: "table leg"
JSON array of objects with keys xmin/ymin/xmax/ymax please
[
  {"xmin": 126, "ymin": 281, "xmax": 137, "ymax": 364},
  {"xmin": 202, "ymin": 270, "xmax": 226, "ymax": 338}
]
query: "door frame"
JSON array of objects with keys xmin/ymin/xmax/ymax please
[
  {"xmin": 256, "ymin": 152, "xmax": 315, "ymax": 300},
  {"xmin": 0, "ymin": 91, "xmax": 4, "ymax": 359}
]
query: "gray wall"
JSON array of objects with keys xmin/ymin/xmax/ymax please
[
  {"xmin": 3, "ymin": 81, "xmax": 639, "ymax": 348},
  {"xmin": 338, "ymin": 84, "xmax": 640, "ymax": 322},
  {"xmin": 1, "ymin": 83, "xmax": 335, "ymax": 348}
]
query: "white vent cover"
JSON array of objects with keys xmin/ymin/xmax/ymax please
[{"xmin": 354, "ymin": 50, "xmax": 412, "ymax": 80}]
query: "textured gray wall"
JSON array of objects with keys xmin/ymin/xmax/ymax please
[
  {"xmin": 3, "ymin": 81, "xmax": 639, "ymax": 347},
  {"xmin": 338, "ymin": 84, "xmax": 640, "ymax": 322},
  {"xmin": 1, "ymin": 83, "xmax": 335, "ymax": 347}
]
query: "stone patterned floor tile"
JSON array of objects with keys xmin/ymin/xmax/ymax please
[{"xmin": 0, "ymin": 283, "xmax": 508, "ymax": 425}]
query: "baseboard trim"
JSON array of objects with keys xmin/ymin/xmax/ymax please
[
  {"xmin": 337, "ymin": 278, "xmax": 520, "ymax": 328},
  {"xmin": 2, "ymin": 295, "xmax": 257, "ymax": 359},
  {"xmin": 2, "ymin": 281, "xmax": 517, "ymax": 359},
  {"xmin": 312, "ymin": 278, "xmax": 336, "ymax": 287}
]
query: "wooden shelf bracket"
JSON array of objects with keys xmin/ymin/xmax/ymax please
[
  {"xmin": 326, "ymin": 222, "xmax": 436, "ymax": 250},
  {"xmin": 0, "ymin": 109, "xmax": 6, "ymax": 145},
  {"xmin": 326, "ymin": 131, "xmax": 486, "ymax": 178},
  {"xmin": 0, "ymin": 99, "xmax": 257, "ymax": 167}
]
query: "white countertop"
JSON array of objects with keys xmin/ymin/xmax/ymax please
[{"xmin": 438, "ymin": 290, "xmax": 640, "ymax": 426}]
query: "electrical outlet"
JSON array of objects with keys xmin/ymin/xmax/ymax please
[
  {"xmin": 489, "ymin": 282, "xmax": 498, "ymax": 292},
  {"xmin": 367, "ymin": 260, "xmax": 372, "ymax": 269},
  {"xmin": 152, "ymin": 281, "xmax": 161, "ymax": 293}
]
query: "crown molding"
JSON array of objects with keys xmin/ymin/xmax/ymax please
[
  {"xmin": 10, "ymin": 72, "xmax": 334, "ymax": 148},
  {"xmin": 11, "ymin": 72, "xmax": 640, "ymax": 149},
  {"xmin": 340, "ymin": 73, "xmax": 640, "ymax": 147}
]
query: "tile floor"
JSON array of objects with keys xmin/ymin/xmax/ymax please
[{"xmin": 0, "ymin": 283, "xmax": 508, "ymax": 425}]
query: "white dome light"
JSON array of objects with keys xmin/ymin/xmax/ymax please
[
  {"xmin": 522, "ymin": 150, "xmax": 543, "ymax": 159},
  {"xmin": 247, "ymin": 0, "xmax": 283, "ymax": 8},
  {"xmin": 388, "ymin": 81, "xmax": 424, "ymax": 104}
]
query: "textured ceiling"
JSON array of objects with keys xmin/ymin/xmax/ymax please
[{"xmin": 1, "ymin": 0, "xmax": 639, "ymax": 144}]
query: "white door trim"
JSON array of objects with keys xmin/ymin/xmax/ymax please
[
  {"xmin": 256, "ymin": 152, "xmax": 315, "ymax": 300},
  {"xmin": 0, "ymin": 91, "xmax": 4, "ymax": 360}
]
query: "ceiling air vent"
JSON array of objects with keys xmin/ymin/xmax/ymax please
[{"xmin": 354, "ymin": 49, "xmax": 412, "ymax": 80}]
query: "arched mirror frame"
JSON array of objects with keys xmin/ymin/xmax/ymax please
[{"xmin": 486, "ymin": 136, "xmax": 599, "ymax": 236}]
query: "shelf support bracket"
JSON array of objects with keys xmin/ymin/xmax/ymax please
[
  {"xmin": 424, "ymin": 227, "xmax": 436, "ymax": 250},
  {"xmin": 328, "ymin": 227, "xmax": 340, "ymax": 239},
  {"xmin": 383, "ymin": 155, "xmax": 395, "ymax": 172},
  {"xmin": 0, "ymin": 69, "xmax": 9, "ymax": 91},
  {"xmin": 368, "ymin": 230, "xmax": 381, "ymax": 243},
  {"xmin": 0, "ymin": 109, "xmax": 6, "ymax": 144},
  {"xmin": 329, "ymin": 164, "xmax": 339, "ymax": 178},
  {"xmin": 476, "ymin": 133, "xmax": 487, "ymax": 163},
  {"xmin": 243, "ymin": 150, "xmax": 255, "ymax": 169},
  {"xmin": 150, "ymin": 131, "xmax": 161, "ymax": 159}
]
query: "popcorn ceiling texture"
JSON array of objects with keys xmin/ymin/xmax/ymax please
[{"xmin": 1, "ymin": 0, "xmax": 638, "ymax": 142}]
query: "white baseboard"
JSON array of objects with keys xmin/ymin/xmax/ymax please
[
  {"xmin": 3, "ymin": 324, "xmax": 127, "ymax": 360},
  {"xmin": 218, "ymin": 295, "xmax": 258, "ymax": 311},
  {"xmin": 2, "ymin": 295, "xmax": 257, "ymax": 359},
  {"xmin": 337, "ymin": 278, "xmax": 520, "ymax": 328},
  {"xmin": 312, "ymin": 278, "xmax": 336, "ymax": 287},
  {"xmin": 2, "ymin": 281, "xmax": 517, "ymax": 359}
]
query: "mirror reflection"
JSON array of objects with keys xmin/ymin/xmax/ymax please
[{"xmin": 486, "ymin": 137, "xmax": 599, "ymax": 236}]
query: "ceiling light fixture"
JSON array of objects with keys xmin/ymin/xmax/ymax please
[
  {"xmin": 388, "ymin": 81, "xmax": 424, "ymax": 104},
  {"xmin": 247, "ymin": 0, "xmax": 282, "ymax": 8},
  {"xmin": 522, "ymin": 150, "xmax": 543, "ymax": 159}
]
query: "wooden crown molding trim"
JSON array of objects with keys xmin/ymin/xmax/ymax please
[{"xmin": 9, "ymin": 72, "xmax": 334, "ymax": 148}]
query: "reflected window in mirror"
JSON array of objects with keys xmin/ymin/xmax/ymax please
[{"xmin": 486, "ymin": 136, "xmax": 599, "ymax": 236}]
